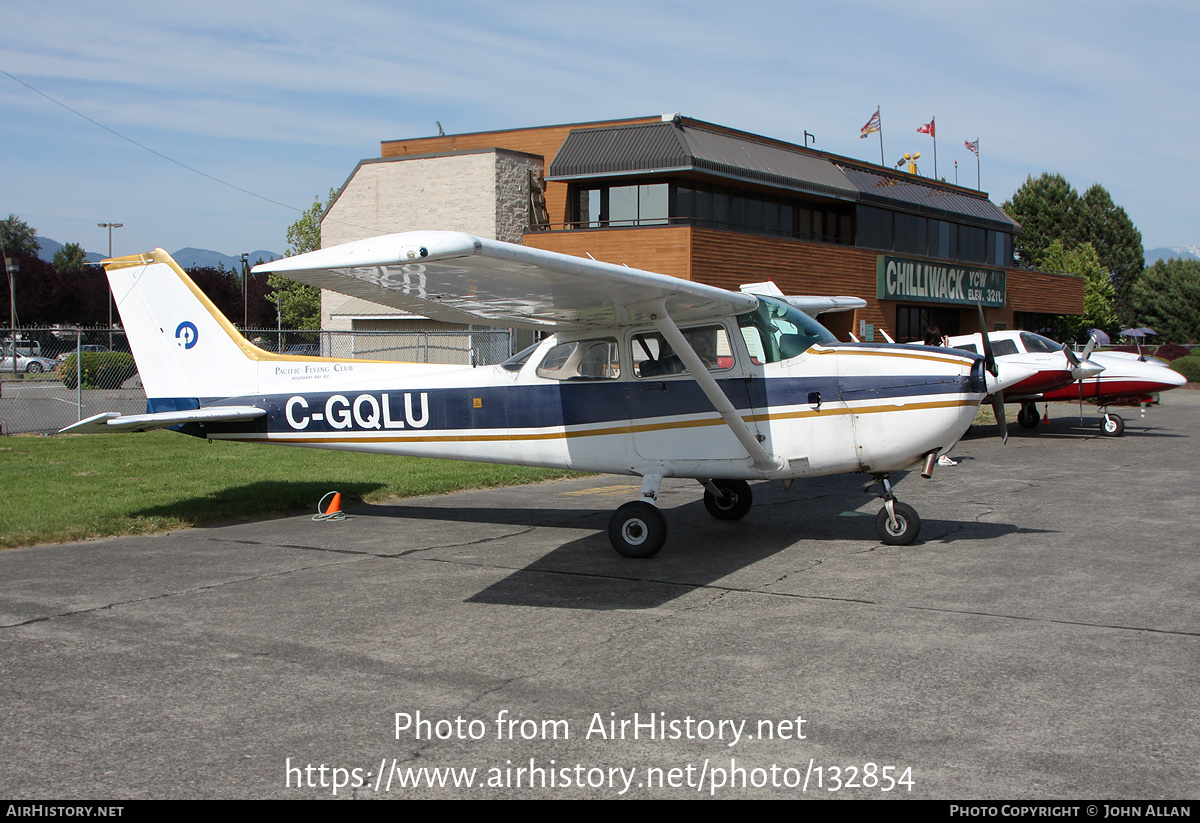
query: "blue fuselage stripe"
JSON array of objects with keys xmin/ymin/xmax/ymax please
[{"xmin": 154, "ymin": 373, "xmax": 976, "ymax": 438}]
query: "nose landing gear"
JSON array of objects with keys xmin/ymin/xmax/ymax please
[{"xmin": 865, "ymin": 474, "xmax": 921, "ymax": 545}]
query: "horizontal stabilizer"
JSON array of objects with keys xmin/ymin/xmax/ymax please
[{"xmin": 59, "ymin": 406, "xmax": 265, "ymax": 435}]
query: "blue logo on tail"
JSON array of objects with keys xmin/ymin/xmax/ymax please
[{"xmin": 175, "ymin": 321, "xmax": 198, "ymax": 349}]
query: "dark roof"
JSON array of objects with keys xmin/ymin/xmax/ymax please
[
  {"xmin": 838, "ymin": 167, "xmax": 1018, "ymax": 231},
  {"xmin": 548, "ymin": 120, "xmax": 1018, "ymax": 231},
  {"xmin": 549, "ymin": 121, "xmax": 858, "ymax": 201}
]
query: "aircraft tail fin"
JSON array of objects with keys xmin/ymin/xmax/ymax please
[{"xmin": 104, "ymin": 250, "xmax": 266, "ymax": 403}]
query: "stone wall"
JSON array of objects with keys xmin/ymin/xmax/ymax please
[{"xmin": 319, "ymin": 149, "xmax": 540, "ymax": 329}]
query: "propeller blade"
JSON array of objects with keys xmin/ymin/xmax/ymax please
[
  {"xmin": 1081, "ymin": 335, "xmax": 1097, "ymax": 361},
  {"xmin": 976, "ymin": 303, "xmax": 997, "ymax": 376},
  {"xmin": 1062, "ymin": 342, "xmax": 1081, "ymax": 368},
  {"xmin": 991, "ymin": 391, "xmax": 1008, "ymax": 444}
]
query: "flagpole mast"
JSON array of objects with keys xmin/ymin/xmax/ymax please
[
  {"xmin": 933, "ymin": 129, "xmax": 937, "ymax": 179},
  {"xmin": 878, "ymin": 106, "xmax": 885, "ymax": 166}
]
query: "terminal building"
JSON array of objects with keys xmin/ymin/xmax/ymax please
[{"xmin": 319, "ymin": 114, "xmax": 1083, "ymax": 344}]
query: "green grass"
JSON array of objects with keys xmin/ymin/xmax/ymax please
[{"xmin": 0, "ymin": 431, "xmax": 579, "ymax": 548}]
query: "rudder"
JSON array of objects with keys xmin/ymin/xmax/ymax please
[{"xmin": 105, "ymin": 250, "xmax": 264, "ymax": 403}]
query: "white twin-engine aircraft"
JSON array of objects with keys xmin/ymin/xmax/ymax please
[{"xmin": 63, "ymin": 231, "xmax": 1032, "ymax": 558}]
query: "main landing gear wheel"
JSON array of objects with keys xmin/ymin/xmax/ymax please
[
  {"xmin": 1101, "ymin": 413, "xmax": 1125, "ymax": 437},
  {"xmin": 875, "ymin": 501, "xmax": 921, "ymax": 546},
  {"xmin": 608, "ymin": 501, "xmax": 667, "ymax": 558},
  {"xmin": 703, "ymin": 479, "xmax": 753, "ymax": 521},
  {"xmin": 1017, "ymin": 403, "xmax": 1039, "ymax": 429}
]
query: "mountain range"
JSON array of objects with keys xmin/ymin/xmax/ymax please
[
  {"xmin": 1144, "ymin": 246, "xmax": 1200, "ymax": 264},
  {"xmin": 34, "ymin": 235, "xmax": 280, "ymax": 270}
]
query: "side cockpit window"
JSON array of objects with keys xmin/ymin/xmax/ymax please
[
  {"xmin": 632, "ymin": 325, "xmax": 733, "ymax": 378},
  {"xmin": 535, "ymin": 339, "xmax": 620, "ymax": 380}
]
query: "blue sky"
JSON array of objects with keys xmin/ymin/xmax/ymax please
[{"xmin": 3, "ymin": 0, "xmax": 1197, "ymax": 258}]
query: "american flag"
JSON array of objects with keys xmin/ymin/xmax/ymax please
[
  {"xmin": 860, "ymin": 107, "xmax": 881, "ymax": 138},
  {"xmin": 964, "ymin": 139, "xmax": 979, "ymax": 156},
  {"xmin": 917, "ymin": 118, "xmax": 935, "ymax": 137}
]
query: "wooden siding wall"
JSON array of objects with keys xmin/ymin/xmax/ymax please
[
  {"xmin": 690, "ymin": 229, "xmax": 889, "ymax": 333},
  {"xmin": 1006, "ymin": 269, "xmax": 1085, "ymax": 315},
  {"xmin": 527, "ymin": 225, "xmax": 1084, "ymax": 340},
  {"xmin": 380, "ymin": 117, "xmax": 661, "ymax": 228},
  {"xmin": 522, "ymin": 227, "xmax": 693, "ymax": 282}
]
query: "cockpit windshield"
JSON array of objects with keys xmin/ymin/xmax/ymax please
[
  {"xmin": 737, "ymin": 295, "xmax": 839, "ymax": 363},
  {"xmin": 1019, "ymin": 332, "xmax": 1063, "ymax": 354}
]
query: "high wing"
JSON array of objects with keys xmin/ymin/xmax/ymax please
[{"xmin": 254, "ymin": 231, "xmax": 758, "ymax": 330}]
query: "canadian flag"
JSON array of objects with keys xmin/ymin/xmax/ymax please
[{"xmin": 917, "ymin": 118, "xmax": 935, "ymax": 137}]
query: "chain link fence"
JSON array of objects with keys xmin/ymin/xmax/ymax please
[{"xmin": 1, "ymin": 326, "xmax": 518, "ymax": 435}]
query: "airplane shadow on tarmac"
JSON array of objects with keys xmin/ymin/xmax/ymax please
[
  {"xmin": 371, "ymin": 474, "xmax": 1039, "ymax": 611},
  {"xmin": 963, "ymin": 415, "xmax": 1187, "ymax": 441},
  {"xmin": 130, "ymin": 475, "xmax": 1047, "ymax": 611}
]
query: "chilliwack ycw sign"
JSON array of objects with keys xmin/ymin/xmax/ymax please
[{"xmin": 877, "ymin": 256, "xmax": 1006, "ymax": 308}]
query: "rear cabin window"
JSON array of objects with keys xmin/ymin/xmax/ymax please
[{"xmin": 536, "ymin": 339, "xmax": 621, "ymax": 380}]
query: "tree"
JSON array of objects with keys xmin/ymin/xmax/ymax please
[
  {"xmin": 268, "ymin": 189, "xmax": 338, "ymax": 329},
  {"xmin": 53, "ymin": 242, "xmax": 89, "ymax": 274},
  {"xmin": 1003, "ymin": 173, "xmax": 1080, "ymax": 268},
  {"xmin": 1004, "ymin": 175, "xmax": 1145, "ymax": 325},
  {"xmin": 1038, "ymin": 241, "xmax": 1117, "ymax": 340},
  {"xmin": 1130, "ymin": 258, "xmax": 1200, "ymax": 343},
  {"xmin": 1, "ymin": 214, "xmax": 40, "ymax": 257},
  {"xmin": 1077, "ymin": 185, "xmax": 1143, "ymax": 323}
]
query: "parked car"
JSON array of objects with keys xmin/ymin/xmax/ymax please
[
  {"xmin": 56, "ymin": 345, "xmax": 111, "ymax": 364},
  {"xmin": 0, "ymin": 349, "xmax": 58, "ymax": 374},
  {"xmin": 2, "ymin": 338, "xmax": 41, "ymax": 357}
]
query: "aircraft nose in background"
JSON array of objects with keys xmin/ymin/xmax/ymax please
[{"xmin": 986, "ymin": 360, "xmax": 1043, "ymax": 395}]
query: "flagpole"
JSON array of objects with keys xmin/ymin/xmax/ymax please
[
  {"xmin": 976, "ymin": 141, "xmax": 981, "ymax": 190},
  {"xmin": 878, "ymin": 106, "xmax": 885, "ymax": 166}
]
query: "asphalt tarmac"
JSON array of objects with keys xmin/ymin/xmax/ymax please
[{"xmin": 2, "ymin": 393, "xmax": 1198, "ymax": 799}]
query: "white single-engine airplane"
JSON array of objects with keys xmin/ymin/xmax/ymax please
[
  {"xmin": 63, "ymin": 231, "xmax": 1034, "ymax": 557},
  {"xmin": 945, "ymin": 330, "xmax": 1186, "ymax": 436}
]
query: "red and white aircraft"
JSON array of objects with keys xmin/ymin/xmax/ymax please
[
  {"xmin": 62, "ymin": 232, "xmax": 1035, "ymax": 556},
  {"xmin": 945, "ymin": 330, "xmax": 1185, "ymax": 436}
]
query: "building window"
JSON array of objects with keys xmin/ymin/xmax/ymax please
[{"xmin": 574, "ymin": 184, "xmax": 668, "ymax": 227}]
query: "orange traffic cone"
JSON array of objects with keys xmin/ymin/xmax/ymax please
[
  {"xmin": 1042, "ymin": 405, "xmax": 1049, "ymax": 425},
  {"xmin": 314, "ymin": 491, "xmax": 346, "ymax": 521}
]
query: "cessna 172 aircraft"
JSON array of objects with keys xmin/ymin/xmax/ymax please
[
  {"xmin": 62, "ymin": 231, "xmax": 1033, "ymax": 557},
  {"xmin": 945, "ymin": 330, "xmax": 1186, "ymax": 436}
]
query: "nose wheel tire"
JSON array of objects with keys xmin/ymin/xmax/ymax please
[
  {"xmin": 875, "ymin": 501, "xmax": 921, "ymax": 545},
  {"xmin": 703, "ymin": 479, "xmax": 753, "ymax": 521},
  {"xmin": 608, "ymin": 501, "xmax": 667, "ymax": 558},
  {"xmin": 1017, "ymin": 403, "xmax": 1039, "ymax": 429},
  {"xmin": 1101, "ymin": 414, "xmax": 1124, "ymax": 437}
]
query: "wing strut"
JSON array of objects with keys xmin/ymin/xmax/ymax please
[{"xmin": 649, "ymin": 300, "xmax": 787, "ymax": 474}]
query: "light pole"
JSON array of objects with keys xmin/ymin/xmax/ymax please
[
  {"xmin": 240, "ymin": 253, "xmax": 249, "ymax": 328},
  {"xmin": 97, "ymin": 223, "xmax": 123, "ymax": 349},
  {"xmin": 5, "ymin": 252, "xmax": 17, "ymax": 377}
]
